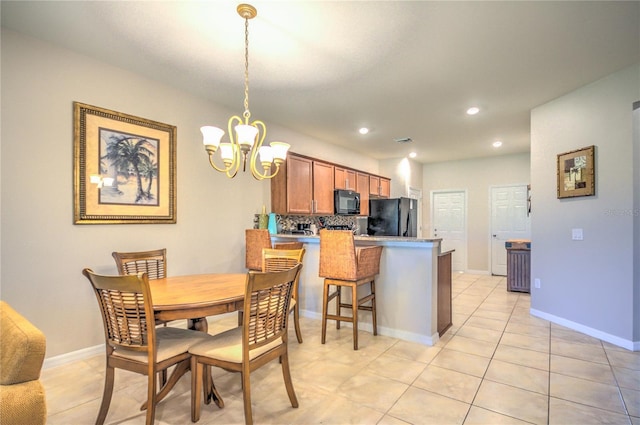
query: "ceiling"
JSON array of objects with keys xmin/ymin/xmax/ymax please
[{"xmin": 2, "ymin": 1, "xmax": 639, "ymax": 164}]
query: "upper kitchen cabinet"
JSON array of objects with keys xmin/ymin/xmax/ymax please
[
  {"xmin": 335, "ymin": 167, "xmax": 356, "ymax": 191},
  {"xmin": 356, "ymin": 172, "xmax": 370, "ymax": 216},
  {"xmin": 370, "ymin": 175, "xmax": 391, "ymax": 198},
  {"xmin": 312, "ymin": 161, "xmax": 335, "ymax": 214},
  {"xmin": 271, "ymin": 153, "xmax": 334, "ymax": 215}
]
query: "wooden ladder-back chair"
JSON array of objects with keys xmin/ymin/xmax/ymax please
[
  {"xmin": 189, "ymin": 264, "xmax": 302, "ymax": 425},
  {"xmin": 112, "ymin": 248, "xmax": 167, "ymax": 280},
  {"xmin": 245, "ymin": 229, "xmax": 272, "ymax": 271},
  {"xmin": 318, "ymin": 229, "xmax": 383, "ymax": 350},
  {"xmin": 112, "ymin": 248, "xmax": 172, "ymax": 385},
  {"xmin": 82, "ymin": 269, "xmax": 210, "ymax": 425},
  {"xmin": 262, "ymin": 248, "xmax": 306, "ymax": 343}
]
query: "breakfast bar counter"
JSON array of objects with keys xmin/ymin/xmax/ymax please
[{"xmin": 271, "ymin": 234, "xmax": 444, "ymax": 345}]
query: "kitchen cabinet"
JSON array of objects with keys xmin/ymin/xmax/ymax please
[
  {"xmin": 356, "ymin": 172, "xmax": 370, "ymax": 216},
  {"xmin": 369, "ymin": 176, "xmax": 391, "ymax": 198},
  {"xmin": 313, "ymin": 161, "xmax": 335, "ymax": 214},
  {"xmin": 335, "ymin": 167, "xmax": 356, "ymax": 191},
  {"xmin": 438, "ymin": 250, "xmax": 453, "ymax": 336},
  {"xmin": 271, "ymin": 154, "xmax": 334, "ymax": 215}
]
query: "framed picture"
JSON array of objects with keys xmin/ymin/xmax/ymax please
[
  {"xmin": 74, "ymin": 102, "xmax": 177, "ymax": 224},
  {"xmin": 557, "ymin": 145, "xmax": 595, "ymax": 199}
]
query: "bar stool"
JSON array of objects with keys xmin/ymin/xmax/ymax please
[{"xmin": 318, "ymin": 229, "xmax": 383, "ymax": 350}]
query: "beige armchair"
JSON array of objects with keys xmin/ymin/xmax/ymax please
[{"xmin": 0, "ymin": 301, "xmax": 47, "ymax": 425}]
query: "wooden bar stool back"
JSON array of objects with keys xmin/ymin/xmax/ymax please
[
  {"xmin": 245, "ymin": 229, "xmax": 272, "ymax": 271},
  {"xmin": 262, "ymin": 248, "xmax": 306, "ymax": 343},
  {"xmin": 318, "ymin": 229, "xmax": 383, "ymax": 350}
]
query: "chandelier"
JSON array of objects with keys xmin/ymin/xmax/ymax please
[{"xmin": 201, "ymin": 3, "xmax": 289, "ymax": 180}]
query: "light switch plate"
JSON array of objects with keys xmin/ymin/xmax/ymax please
[{"xmin": 572, "ymin": 228, "xmax": 584, "ymax": 240}]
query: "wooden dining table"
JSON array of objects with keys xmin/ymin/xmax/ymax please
[{"xmin": 149, "ymin": 273, "xmax": 247, "ymax": 408}]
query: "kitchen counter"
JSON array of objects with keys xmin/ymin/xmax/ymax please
[
  {"xmin": 273, "ymin": 233, "xmax": 441, "ymax": 247},
  {"xmin": 271, "ymin": 233, "xmax": 445, "ymax": 345}
]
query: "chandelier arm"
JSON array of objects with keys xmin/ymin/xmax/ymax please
[
  {"xmin": 249, "ymin": 119, "xmax": 266, "ymax": 178},
  {"xmin": 207, "ymin": 153, "xmax": 235, "ymax": 174},
  {"xmin": 227, "ymin": 115, "xmax": 243, "ymax": 177}
]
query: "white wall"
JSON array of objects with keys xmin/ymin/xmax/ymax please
[
  {"xmin": 530, "ymin": 64, "xmax": 639, "ymax": 348},
  {"xmin": 0, "ymin": 29, "xmax": 376, "ymax": 358},
  {"xmin": 421, "ymin": 154, "xmax": 531, "ymax": 272},
  {"xmin": 379, "ymin": 158, "xmax": 423, "ymax": 199}
]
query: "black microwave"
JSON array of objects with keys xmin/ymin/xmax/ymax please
[{"xmin": 334, "ymin": 190, "xmax": 360, "ymax": 215}]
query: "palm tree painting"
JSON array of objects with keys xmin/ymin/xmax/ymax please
[{"xmin": 99, "ymin": 129, "xmax": 159, "ymax": 205}]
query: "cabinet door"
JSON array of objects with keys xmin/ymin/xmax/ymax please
[
  {"xmin": 379, "ymin": 178, "xmax": 391, "ymax": 198},
  {"xmin": 356, "ymin": 172, "xmax": 370, "ymax": 216},
  {"xmin": 313, "ymin": 161, "xmax": 335, "ymax": 214},
  {"xmin": 335, "ymin": 167, "xmax": 356, "ymax": 190},
  {"xmin": 369, "ymin": 175, "xmax": 380, "ymax": 196},
  {"xmin": 334, "ymin": 167, "xmax": 347, "ymax": 190},
  {"xmin": 286, "ymin": 156, "xmax": 313, "ymax": 214}
]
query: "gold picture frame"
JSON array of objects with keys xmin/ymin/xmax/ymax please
[
  {"xmin": 557, "ymin": 145, "xmax": 595, "ymax": 199},
  {"xmin": 74, "ymin": 102, "xmax": 177, "ymax": 224}
]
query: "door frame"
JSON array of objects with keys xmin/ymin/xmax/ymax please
[
  {"xmin": 408, "ymin": 187, "xmax": 423, "ymax": 238},
  {"xmin": 430, "ymin": 189, "xmax": 468, "ymax": 272}
]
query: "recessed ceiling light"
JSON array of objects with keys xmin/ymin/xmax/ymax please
[
  {"xmin": 466, "ymin": 107, "xmax": 480, "ymax": 115},
  {"xmin": 359, "ymin": 127, "xmax": 369, "ymax": 135},
  {"xmin": 409, "ymin": 152, "xmax": 417, "ymax": 158},
  {"xmin": 493, "ymin": 140, "xmax": 503, "ymax": 148}
]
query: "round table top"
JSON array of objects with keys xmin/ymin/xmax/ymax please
[{"xmin": 150, "ymin": 273, "xmax": 246, "ymax": 311}]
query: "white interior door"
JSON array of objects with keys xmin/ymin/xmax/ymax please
[
  {"xmin": 491, "ymin": 185, "xmax": 531, "ymax": 275},
  {"xmin": 432, "ymin": 190, "xmax": 466, "ymax": 272}
]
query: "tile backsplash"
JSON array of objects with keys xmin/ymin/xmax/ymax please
[{"xmin": 253, "ymin": 214, "xmax": 361, "ymax": 233}]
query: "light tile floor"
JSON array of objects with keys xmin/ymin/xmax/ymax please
[{"xmin": 43, "ymin": 274, "xmax": 640, "ymax": 424}]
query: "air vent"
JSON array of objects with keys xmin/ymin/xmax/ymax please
[{"xmin": 394, "ymin": 137, "xmax": 412, "ymax": 143}]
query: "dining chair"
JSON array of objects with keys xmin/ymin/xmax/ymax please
[
  {"xmin": 245, "ymin": 229, "xmax": 272, "ymax": 271},
  {"xmin": 318, "ymin": 229, "xmax": 383, "ymax": 350},
  {"xmin": 262, "ymin": 247, "xmax": 306, "ymax": 343},
  {"xmin": 112, "ymin": 248, "xmax": 172, "ymax": 385},
  {"xmin": 82, "ymin": 269, "xmax": 210, "ymax": 425},
  {"xmin": 112, "ymin": 248, "xmax": 167, "ymax": 279},
  {"xmin": 189, "ymin": 264, "xmax": 302, "ymax": 425}
]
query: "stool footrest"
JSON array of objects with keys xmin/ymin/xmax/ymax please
[{"xmin": 325, "ymin": 314, "xmax": 354, "ymax": 323}]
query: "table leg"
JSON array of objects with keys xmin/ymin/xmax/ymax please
[{"xmin": 188, "ymin": 317, "xmax": 224, "ymax": 408}]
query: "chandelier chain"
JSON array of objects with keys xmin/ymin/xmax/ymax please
[{"xmin": 243, "ymin": 15, "xmax": 251, "ymax": 120}]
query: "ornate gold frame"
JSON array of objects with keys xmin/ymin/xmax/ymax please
[
  {"xmin": 557, "ymin": 145, "xmax": 595, "ymax": 199},
  {"xmin": 73, "ymin": 102, "xmax": 177, "ymax": 224}
]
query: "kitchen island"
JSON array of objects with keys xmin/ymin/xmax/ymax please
[{"xmin": 271, "ymin": 234, "xmax": 444, "ymax": 345}]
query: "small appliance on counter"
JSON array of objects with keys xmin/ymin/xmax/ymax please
[
  {"xmin": 334, "ymin": 190, "xmax": 360, "ymax": 215},
  {"xmin": 325, "ymin": 224, "xmax": 352, "ymax": 231},
  {"xmin": 368, "ymin": 198, "xmax": 417, "ymax": 237}
]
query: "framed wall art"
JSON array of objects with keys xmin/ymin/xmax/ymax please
[
  {"xmin": 73, "ymin": 102, "xmax": 177, "ymax": 224},
  {"xmin": 557, "ymin": 145, "xmax": 595, "ymax": 199}
]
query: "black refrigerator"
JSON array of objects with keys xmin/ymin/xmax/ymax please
[{"xmin": 368, "ymin": 197, "xmax": 417, "ymax": 237}]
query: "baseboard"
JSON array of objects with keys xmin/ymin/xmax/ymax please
[
  {"xmin": 464, "ymin": 269, "xmax": 491, "ymax": 275},
  {"xmin": 530, "ymin": 308, "xmax": 638, "ymax": 352},
  {"xmin": 44, "ymin": 344, "xmax": 104, "ymax": 370},
  {"xmin": 300, "ymin": 309, "xmax": 439, "ymax": 346}
]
